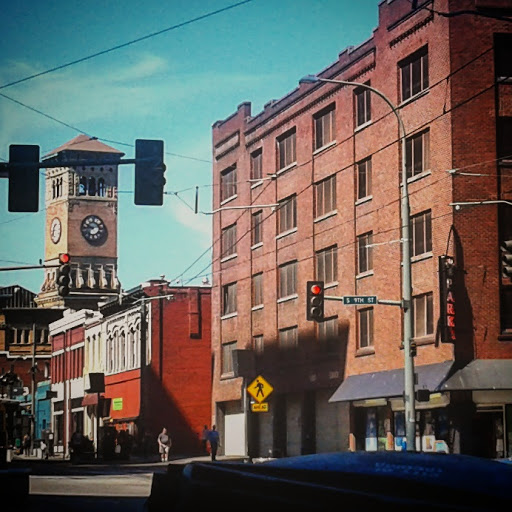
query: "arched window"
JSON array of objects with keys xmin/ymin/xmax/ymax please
[
  {"xmin": 59, "ymin": 177, "xmax": 63, "ymax": 197},
  {"xmin": 88, "ymin": 177, "xmax": 96, "ymax": 196},
  {"xmin": 97, "ymin": 178, "xmax": 106, "ymax": 197},
  {"xmin": 78, "ymin": 176, "xmax": 87, "ymax": 196},
  {"xmin": 52, "ymin": 180, "xmax": 56, "ymax": 199}
]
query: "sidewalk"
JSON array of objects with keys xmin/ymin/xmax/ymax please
[{"xmin": 9, "ymin": 451, "xmax": 251, "ymax": 467}]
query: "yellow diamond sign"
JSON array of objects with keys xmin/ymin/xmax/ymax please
[{"xmin": 247, "ymin": 375, "xmax": 274, "ymax": 403}]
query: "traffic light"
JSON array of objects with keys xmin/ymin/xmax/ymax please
[
  {"xmin": 306, "ymin": 280, "xmax": 324, "ymax": 322},
  {"xmin": 57, "ymin": 253, "xmax": 71, "ymax": 297},
  {"xmin": 8, "ymin": 144, "xmax": 40, "ymax": 212},
  {"xmin": 501, "ymin": 239, "xmax": 512, "ymax": 279},
  {"xmin": 134, "ymin": 139, "xmax": 166, "ymax": 205}
]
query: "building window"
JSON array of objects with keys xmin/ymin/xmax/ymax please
[
  {"xmin": 358, "ymin": 232, "xmax": 373, "ymax": 274},
  {"xmin": 252, "ymin": 210, "xmax": 263, "ymax": 246},
  {"xmin": 314, "ymin": 104, "xmax": 335, "ymax": 150},
  {"xmin": 358, "ymin": 308, "xmax": 374, "ymax": 349},
  {"xmin": 97, "ymin": 178, "xmax": 106, "ymax": 197},
  {"xmin": 222, "ymin": 282, "xmax": 237, "ymax": 316},
  {"xmin": 253, "ymin": 334, "xmax": 264, "ymax": 355},
  {"xmin": 278, "ymin": 194, "xmax": 297, "ymax": 234},
  {"xmin": 252, "ymin": 273, "xmax": 263, "ymax": 308},
  {"xmin": 314, "ymin": 174, "xmax": 336, "ymax": 218},
  {"xmin": 221, "ymin": 223, "xmax": 237, "ymax": 259},
  {"xmin": 277, "ymin": 129, "xmax": 296, "ymax": 170},
  {"xmin": 412, "ymin": 292, "xmax": 434, "ymax": 338},
  {"xmin": 220, "ymin": 165, "xmax": 237, "ymax": 202},
  {"xmin": 316, "ymin": 245, "xmax": 338, "ymax": 284},
  {"xmin": 88, "ymin": 177, "xmax": 96, "ymax": 196},
  {"xmin": 318, "ymin": 316, "xmax": 339, "ymax": 353},
  {"xmin": 221, "ymin": 341, "xmax": 236, "ymax": 375},
  {"xmin": 279, "ymin": 326, "xmax": 298, "ymax": 350},
  {"xmin": 405, "ymin": 129, "xmax": 430, "ymax": 179},
  {"xmin": 279, "ymin": 261, "xmax": 297, "ymax": 299},
  {"xmin": 411, "ymin": 210, "xmax": 432, "ymax": 257},
  {"xmin": 355, "ymin": 84, "xmax": 371, "ymax": 127},
  {"xmin": 78, "ymin": 176, "xmax": 87, "ymax": 196},
  {"xmin": 357, "ymin": 157, "xmax": 372, "ymax": 200},
  {"xmin": 251, "ymin": 149, "xmax": 262, "ymax": 181},
  {"xmin": 400, "ymin": 46, "xmax": 429, "ymax": 102}
]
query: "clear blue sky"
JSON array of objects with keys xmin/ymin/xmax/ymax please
[{"xmin": 0, "ymin": 0, "xmax": 380, "ymax": 294}]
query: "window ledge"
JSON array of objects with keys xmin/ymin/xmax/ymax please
[
  {"xmin": 356, "ymin": 270, "xmax": 374, "ymax": 280},
  {"xmin": 355, "ymin": 195, "xmax": 372, "ymax": 206},
  {"xmin": 251, "ymin": 304, "xmax": 264, "ymax": 312},
  {"xmin": 251, "ymin": 180, "xmax": 263, "ymax": 189},
  {"xmin": 407, "ymin": 170, "xmax": 431, "ymax": 185},
  {"xmin": 354, "ymin": 120, "xmax": 372, "ymax": 133},
  {"xmin": 356, "ymin": 346, "xmax": 375, "ymax": 357},
  {"xmin": 251, "ymin": 242, "xmax": 263, "ymax": 250},
  {"xmin": 220, "ymin": 371, "xmax": 235, "ymax": 380},
  {"xmin": 325, "ymin": 281, "xmax": 338, "ymax": 290},
  {"xmin": 313, "ymin": 140, "xmax": 336, "ymax": 156},
  {"xmin": 277, "ymin": 294, "xmax": 298, "ymax": 304},
  {"xmin": 413, "ymin": 335, "xmax": 435, "ymax": 346},
  {"xmin": 221, "ymin": 312, "xmax": 238, "ymax": 320},
  {"xmin": 220, "ymin": 194, "xmax": 237, "ymax": 206},
  {"xmin": 276, "ymin": 227, "xmax": 297, "ymax": 240},
  {"xmin": 411, "ymin": 252, "xmax": 433, "ymax": 264},
  {"xmin": 277, "ymin": 162, "xmax": 297, "ymax": 176},
  {"xmin": 220, "ymin": 253, "xmax": 237, "ymax": 263},
  {"xmin": 314, "ymin": 210, "xmax": 337, "ymax": 223},
  {"xmin": 399, "ymin": 88, "xmax": 429, "ymax": 108}
]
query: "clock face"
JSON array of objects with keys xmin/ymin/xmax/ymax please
[
  {"xmin": 81, "ymin": 215, "xmax": 108, "ymax": 245},
  {"xmin": 50, "ymin": 217, "xmax": 61, "ymax": 244}
]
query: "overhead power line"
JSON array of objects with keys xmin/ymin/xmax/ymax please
[{"xmin": 0, "ymin": 0, "xmax": 255, "ymax": 91}]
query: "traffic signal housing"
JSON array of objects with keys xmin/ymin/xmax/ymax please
[
  {"xmin": 134, "ymin": 139, "xmax": 166, "ymax": 205},
  {"xmin": 57, "ymin": 253, "xmax": 71, "ymax": 297},
  {"xmin": 501, "ymin": 239, "xmax": 512, "ymax": 279},
  {"xmin": 8, "ymin": 144, "xmax": 40, "ymax": 212},
  {"xmin": 306, "ymin": 280, "xmax": 324, "ymax": 322}
]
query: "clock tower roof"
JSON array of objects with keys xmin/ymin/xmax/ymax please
[{"xmin": 44, "ymin": 134, "xmax": 125, "ymax": 159}]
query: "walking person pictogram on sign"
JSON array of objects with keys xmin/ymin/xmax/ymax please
[{"xmin": 247, "ymin": 375, "xmax": 274, "ymax": 403}]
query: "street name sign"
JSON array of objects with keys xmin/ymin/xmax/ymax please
[{"xmin": 343, "ymin": 296, "xmax": 377, "ymax": 305}]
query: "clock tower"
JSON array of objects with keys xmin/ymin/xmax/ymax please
[{"xmin": 35, "ymin": 134, "xmax": 124, "ymax": 310}]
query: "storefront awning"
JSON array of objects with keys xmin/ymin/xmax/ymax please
[
  {"xmin": 329, "ymin": 361, "xmax": 454, "ymax": 403},
  {"xmin": 441, "ymin": 359, "xmax": 512, "ymax": 391}
]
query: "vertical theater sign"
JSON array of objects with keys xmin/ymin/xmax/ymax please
[{"xmin": 439, "ymin": 255, "xmax": 456, "ymax": 343}]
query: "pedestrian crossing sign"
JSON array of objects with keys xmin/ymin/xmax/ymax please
[{"xmin": 247, "ymin": 375, "xmax": 274, "ymax": 403}]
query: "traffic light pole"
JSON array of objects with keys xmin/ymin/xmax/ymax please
[{"xmin": 300, "ymin": 75, "xmax": 416, "ymax": 451}]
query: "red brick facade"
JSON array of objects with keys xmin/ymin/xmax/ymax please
[{"xmin": 211, "ymin": 0, "xmax": 512, "ymax": 458}]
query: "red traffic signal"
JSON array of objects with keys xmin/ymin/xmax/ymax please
[
  {"xmin": 306, "ymin": 280, "xmax": 324, "ymax": 322},
  {"xmin": 57, "ymin": 253, "xmax": 71, "ymax": 297},
  {"xmin": 310, "ymin": 283, "xmax": 322, "ymax": 295}
]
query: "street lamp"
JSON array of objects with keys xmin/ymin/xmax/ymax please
[{"xmin": 299, "ymin": 74, "xmax": 416, "ymax": 451}]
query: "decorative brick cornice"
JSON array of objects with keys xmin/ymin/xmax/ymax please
[{"xmin": 389, "ymin": 13, "xmax": 434, "ymax": 48}]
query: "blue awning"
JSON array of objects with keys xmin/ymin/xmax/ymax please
[{"xmin": 329, "ymin": 361, "xmax": 454, "ymax": 403}]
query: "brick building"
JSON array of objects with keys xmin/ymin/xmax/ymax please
[
  {"xmin": 48, "ymin": 280, "xmax": 212, "ymax": 458},
  {"xmin": 211, "ymin": 0, "xmax": 512, "ymax": 459}
]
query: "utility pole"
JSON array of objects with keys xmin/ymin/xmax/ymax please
[
  {"xmin": 300, "ymin": 75, "xmax": 417, "ymax": 450},
  {"xmin": 31, "ymin": 323, "xmax": 37, "ymax": 455}
]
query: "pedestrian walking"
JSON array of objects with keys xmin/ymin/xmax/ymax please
[
  {"xmin": 157, "ymin": 427, "xmax": 172, "ymax": 462},
  {"xmin": 207, "ymin": 424, "xmax": 220, "ymax": 461},
  {"xmin": 201, "ymin": 425, "xmax": 209, "ymax": 454},
  {"xmin": 23, "ymin": 433, "xmax": 31, "ymax": 456}
]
